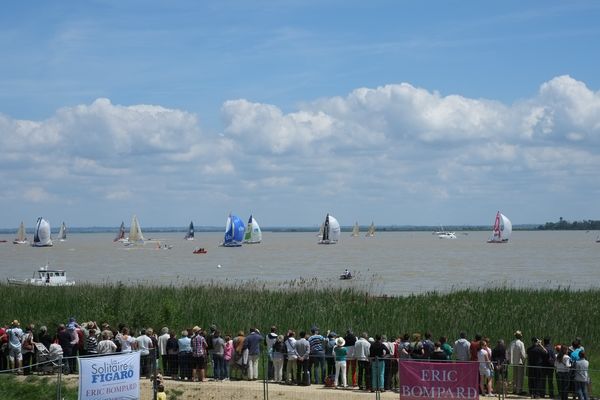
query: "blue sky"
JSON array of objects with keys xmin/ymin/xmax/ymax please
[{"xmin": 1, "ymin": 1, "xmax": 599, "ymax": 228}]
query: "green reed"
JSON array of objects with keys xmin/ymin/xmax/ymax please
[
  {"xmin": 3, "ymin": 282, "xmax": 600, "ymax": 391},
  {"xmin": 1, "ymin": 282, "xmax": 597, "ymax": 352}
]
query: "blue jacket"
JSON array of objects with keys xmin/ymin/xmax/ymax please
[{"xmin": 244, "ymin": 332, "xmax": 264, "ymax": 355}]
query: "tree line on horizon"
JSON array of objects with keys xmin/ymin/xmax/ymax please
[{"xmin": 537, "ymin": 217, "xmax": 600, "ymax": 230}]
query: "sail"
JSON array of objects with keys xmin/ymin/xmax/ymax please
[
  {"xmin": 15, "ymin": 221, "xmax": 27, "ymax": 243},
  {"xmin": 185, "ymin": 221, "xmax": 194, "ymax": 240},
  {"xmin": 319, "ymin": 213, "xmax": 340, "ymax": 244},
  {"xmin": 351, "ymin": 222, "xmax": 359, "ymax": 237},
  {"xmin": 488, "ymin": 211, "xmax": 511, "ymax": 243},
  {"xmin": 58, "ymin": 222, "xmax": 67, "ymax": 240},
  {"xmin": 32, "ymin": 217, "xmax": 53, "ymax": 247},
  {"xmin": 129, "ymin": 215, "xmax": 144, "ymax": 243},
  {"xmin": 114, "ymin": 221, "xmax": 126, "ymax": 242},
  {"xmin": 500, "ymin": 213, "xmax": 512, "ymax": 241},
  {"xmin": 223, "ymin": 214, "xmax": 245, "ymax": 246},
  {"xmin": 244, "ymin": 215, "xmax": 262, "ymax": 244},
  {"xmin": 366, "ymin": 221, "xmax": 375, "ymax": 237}
]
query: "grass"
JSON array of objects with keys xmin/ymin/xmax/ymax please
[
  {"xmin": 1, "ymin": 282, "xmax": 599, "ymax": 390},
  {"xmin": 0, "ymin": 375, "xmax": 77, "ymax": 400}
]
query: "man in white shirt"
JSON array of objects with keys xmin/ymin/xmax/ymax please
[
  {"xmin": 136, "ymin": 329, "xmax": 153, "ymax": 378},
  {"xmin": 509, "ymin": 330, "xmax": 527, "ymax": 395},
  {"xmin": 453, "ymin": 332, "xmax": 471, "ymax": 361},
  {"xmin": 355, "ymin": 333, "xmax": 371, "ymax": 390},
  {"xmin": 157, "ymin": 327, "xmax": 170, "ymax": 375}
]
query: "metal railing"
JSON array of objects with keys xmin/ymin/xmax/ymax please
[{"xmin": 0, "ymin": 352, "xmax": 595, "ymax": 399}]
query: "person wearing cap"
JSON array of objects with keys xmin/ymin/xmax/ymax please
[
  {"xmin": 6, "ymin": 320, "xmax": 24, "ymax": 372},
  {"xmin": 333, "ymin": 336, "xmax": 348, "ymax": 388},
  {"xmin": 190, "ymin": 326, "xmax": 207, "ymax": 382},
  {"xmin": 243, "ymin": 327, "xmax": 264, "ymax": 381},
  {"xmin": 509, "ymin": 330, "xmax": 527, "ymax": 395},
  {"xmin": 527, "ymin": 337, "xmax": 547, "ymax": 398}
]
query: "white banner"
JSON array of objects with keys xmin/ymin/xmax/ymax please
[{"xmin": 78, "ymin": 352, "xmax": 141, "ymax": 400}]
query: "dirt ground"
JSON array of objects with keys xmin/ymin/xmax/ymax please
[
  {"xmin": 57, "ymin": 375, "xmax": 401, "ymax": 399},
  {"xmin": 57, "ymin": 375, "xmax": 533, "ymax": 399}
]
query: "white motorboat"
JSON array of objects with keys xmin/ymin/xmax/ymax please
[{"xmin": 8, "ymin": 264, "xmax": 75, "ymax": 286}]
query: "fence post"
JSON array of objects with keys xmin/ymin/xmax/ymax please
[
  {"xmin": 56, "ymin": 356, "xmax": 63, "ymax": 400},
  {"xmin": 262, "ymin": 350, "xmax": 269, "ymax": 400}
]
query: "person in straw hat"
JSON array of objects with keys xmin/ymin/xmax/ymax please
[
  {"xmin": 509, "ymin": 330, "xmax": 527, "ymax": 395},
  {"xmin": 333, "ymin": 336, "xmax": 348, "ymax": 388}
]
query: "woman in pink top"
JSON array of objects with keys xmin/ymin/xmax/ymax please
[{"xmin": 223, "ymin": 335, "xmax": 233, "ymax": 380}]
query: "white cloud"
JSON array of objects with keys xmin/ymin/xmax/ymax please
[{"xmin": 1, "ymin": 76, "xmax": 600, "ymax": 226}]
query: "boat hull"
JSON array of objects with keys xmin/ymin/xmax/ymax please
[{"xmin": 7, "ymin": 278, "xmax": 75, "ymax": 287}]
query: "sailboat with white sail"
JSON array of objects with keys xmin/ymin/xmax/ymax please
[
  {"xmin": 114, "ymin": 221, "xmax": 126, "ymax": 242},
  {"xmin": 351, "ymin": 222, "xmax": 360, "ymax": 237},
  {"xmin": 365, "ymin": 221, "xmax": 375, "ymax": 237},
  {"xmin": 58, "ymin": 222, "xmax": 67, "ymax": 242},
  {"xmin": 125, "ymin": 215, "xmax": 145, "ymax": 246},
  {"xmin": 244, "ymin": 215, "xmax": 262, "ymax": 244},
  {"xmin": 184, "ymin": 221, "xmax": 195, "ymax": 240},
  {"xmin": 318, "ymin": 213, "xmax": 341, "ymax": 244},
  {"xmin": 221, "ymin": 213, "xmax": 245, "ymax": 247},
  {"xmin": 13, "ymin": 221, "xmax": 28, "ymax": 244},
  {"xmin": 487, "ymin": 211, "xmax": 512, "ymax": 243},
  {"xmin": 32, "ymin": 217, "xmax": 53, "ymax": 247}
]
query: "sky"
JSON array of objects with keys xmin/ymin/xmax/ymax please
[{"xmin": 1, "ymin": 1, "xmax": 599, "ymax": 228}]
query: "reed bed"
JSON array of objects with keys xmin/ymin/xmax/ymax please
[
  {"xmin": 1, "ymin": 282, "xmax": 597, "ymax": 354},
  {"xmin": 2, "ymin": 283, "xmax": 600, "ymax": 393}
]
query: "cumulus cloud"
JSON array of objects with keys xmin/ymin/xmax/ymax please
[{"xmin": 1, "ymin": 75, "xmax": 599, "ymax": 225}]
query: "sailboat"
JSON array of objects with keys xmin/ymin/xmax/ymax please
[
  {"xmin": 318, "ymin": 213, "xmax": 341, "ymax": 244},
  {"xmin": 243, "ymin": 215, "xmax": 262, "ymax": 244},
  {"xmin": 351, "ymin": 222, "xmax": 359, "ymax": 237},
  {"xmin": 487, "ymin": 211, "xmax": 512, "ymax": 243},
  {"xmin": 32, "ymin": 217, "xmax": 53, "ymax": 247},
  {"xmin": 365, "ymin": 221, "xmax": 375, "ymax": 237},
  {"xmin": 221, "ymin": 213, "xmax": 245, "ymax": 247},
  {"xmin": 126, "ymin": 215, "xmax": 145, "ymax": 246},
  {"xmin": 58, "ymin": 222, "xmax": 67, "ymax": 242},
  {"xmin": 114, "ymin": 221, "xmax": 126, "ymax": 242},
  {"xmin": 13, "ymin": 221, "xmax": 28, "ymax": 244},
  {"xmin": 184, "ymin": 221, "xmax": 195, "ymax": 240}
]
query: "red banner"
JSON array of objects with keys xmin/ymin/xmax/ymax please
[{"xmin": 399, "ymin": 361, "xmax": 479, "ymax": 400}]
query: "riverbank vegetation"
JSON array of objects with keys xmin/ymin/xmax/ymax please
[
  {"xmin": 537, "ymin": 217, "xmax": 600, "ymax": 230},
  {"xmin": 2, "ymin": 283, "xmax": 599, "ymax": 396},
  {"xmin": 1, "ymin": 283, "xmax": 597, "ymax": 354}
]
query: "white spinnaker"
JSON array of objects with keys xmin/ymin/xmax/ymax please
[
  {"xmin": 328, "ymin": 215, "xmax": 341, "ymax": 242},
  {"xmin": 500, "ymin": 213, "xmax": 512, "ymax": 241}
]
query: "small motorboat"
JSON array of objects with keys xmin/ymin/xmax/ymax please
[
  {"xmin": 340, "ymin": 269, "xmax": 353, "ymax": 280},
  {"xmin": 7, "ymin": 264, "xmax": 75, "ymax": 286},
  {"xmin": 193, "ymin": 247, "xmax": 207, "ymax": 254}
]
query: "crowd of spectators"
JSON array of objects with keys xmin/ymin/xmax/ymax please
[{"xmin": 0, "ymin": 319, "xmax": 591, "ymax": 398}]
